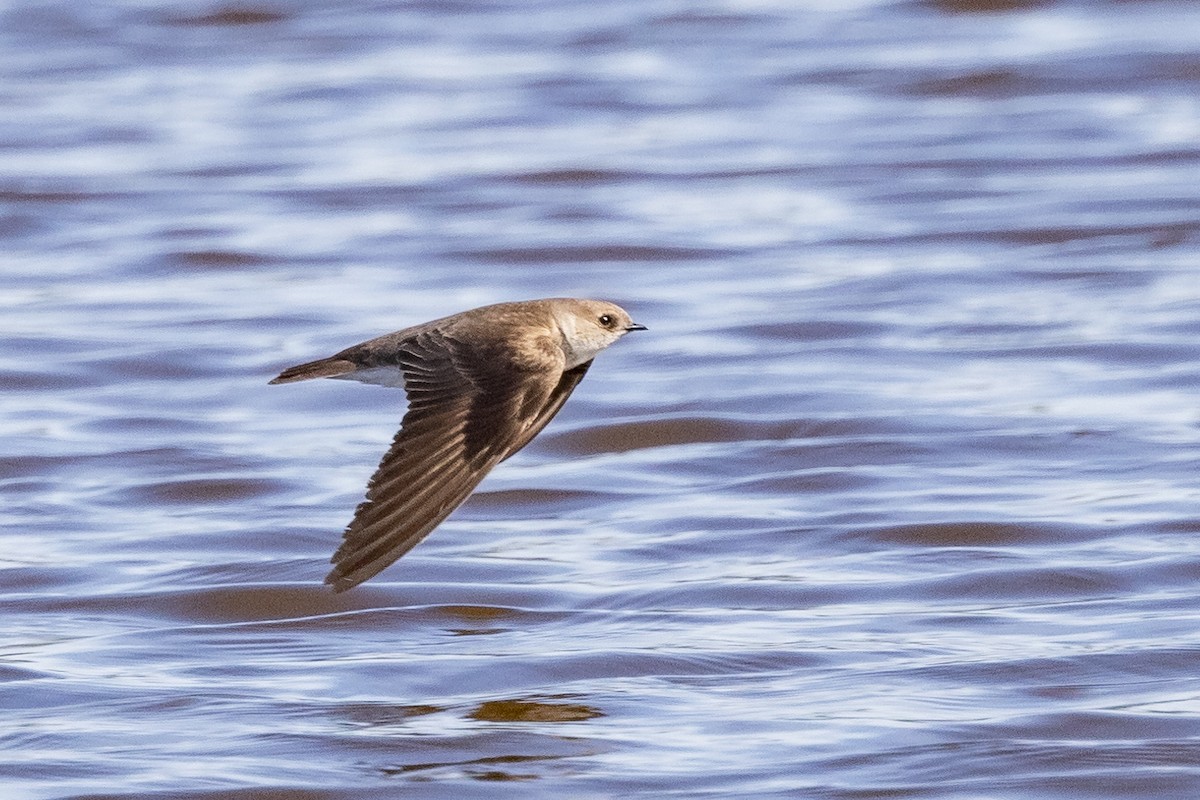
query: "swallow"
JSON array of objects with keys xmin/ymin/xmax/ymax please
[{"xmin": 271, "ymin": 298, "xmax": 645, "ymax": 591}]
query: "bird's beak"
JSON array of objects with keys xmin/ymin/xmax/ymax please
[{"xmin": 625, "ymin": 323, "xmax": 648, "ymax": 332}]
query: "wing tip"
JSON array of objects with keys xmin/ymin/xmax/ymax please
[
  {"xmin": 324, "ymin": 562, "xmax": 375, "ymax": 593},
  {"xmin": 324, "ymin": 573, "xmax": 357, "ymax": 593}
]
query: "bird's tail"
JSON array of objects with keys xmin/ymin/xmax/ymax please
[{"xmin": 269, "ymin": 357, "xmax": 358, "ymax": 384}]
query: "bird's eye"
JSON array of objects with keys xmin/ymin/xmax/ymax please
[{"xmin": 599, "ymin": 314, "xmax": 613, "ymax": 327}]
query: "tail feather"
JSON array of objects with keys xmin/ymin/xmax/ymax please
[{"xmin": 269, "ymin": 357, "xmax": 357, "ymax": 384}]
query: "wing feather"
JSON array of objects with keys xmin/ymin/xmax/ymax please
[{"xmin": 323, "ymin": 330, "xmax": 588, "ymax": 592}]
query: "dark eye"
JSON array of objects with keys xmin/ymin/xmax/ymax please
[{"xmin": 599, "ymin": 314, "xmax": 614, "ymax": 327}]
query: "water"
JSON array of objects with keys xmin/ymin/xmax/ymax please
[{"xmin": 4, "ymin": 1, "xmax": 1200, "ymax": 797}]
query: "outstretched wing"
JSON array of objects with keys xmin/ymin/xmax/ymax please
[
  {"xmin": 502, "ymin": 358, "xmax": 591, "ymax": 459},
  {"xmin": 324, "ymin": 331, "xmax": 589, "ymax": 592}
]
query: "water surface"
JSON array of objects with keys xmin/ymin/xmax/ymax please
[{"xmin": 3, "ymin": 1, "xmax": 1200, "ymax": 798}]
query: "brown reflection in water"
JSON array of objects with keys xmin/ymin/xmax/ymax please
[
  {"xmin": 469, "ymin": 698, "xmax": 604, "ymax": 723},
  {"xmin": 340, "ymin": 703, "xmax": 444, "ymax": 729},
  {"xmin": 441, "ymin": 604, "xmax": 518, "ymax": 636},
  {"xmin": 929, "ymin": 0, "xmax": 1048, "ymax": 12},
  {"xmin": 163, "ymin": 6, "xmax": 287, "ymax": 27}
]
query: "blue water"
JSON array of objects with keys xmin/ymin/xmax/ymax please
[{"xmin": 4, "ymin": 1, "xmax": 1200, "ymax": 798}]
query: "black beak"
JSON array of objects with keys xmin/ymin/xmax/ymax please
[{"xmin": 625, "ymin": 323, "xmax": 648, "ymax": 332}]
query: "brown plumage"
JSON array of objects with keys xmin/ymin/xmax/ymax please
[{"xmin": 270, "ymin": 298, "xmax": 645, "ymax": 592}]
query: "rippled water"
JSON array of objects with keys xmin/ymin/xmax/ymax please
[{"xmin": 4, "ymin": 1, "xmax": 1200, "ymax": 798}]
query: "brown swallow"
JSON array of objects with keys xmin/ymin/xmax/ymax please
[{"xmin": 270, "ymin": 298, "xmax": 646, "ymax": 592}]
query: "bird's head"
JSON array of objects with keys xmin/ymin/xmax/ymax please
[{"xmin": 554, "ymin": 299, "xmax": 646, "ymax": 368}]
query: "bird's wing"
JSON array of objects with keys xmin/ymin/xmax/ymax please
[
  {"xmin": 502, "ymin": 358, "xmax": 591, "ymax": 459},
  {"xmin": 324, "ymin": 330, "xmax": 585, "ymax": 592}
]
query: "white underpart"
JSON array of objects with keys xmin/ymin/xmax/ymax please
[
  {"xmin": 556, "ymin": 310, "xmax": 620, "ymax": 369},
  {"xmin": 336, "ymin": 365, "xmax": 408, "ymax": 388}
]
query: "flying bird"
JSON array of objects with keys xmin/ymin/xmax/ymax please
[{"xmin": 270, "ymin": 298, "xmax": 646, "ymax": 592}]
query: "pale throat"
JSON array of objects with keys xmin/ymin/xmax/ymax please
[{"xmin": 554, "ymin": 311, "xmax": 610, "ymax": 369}]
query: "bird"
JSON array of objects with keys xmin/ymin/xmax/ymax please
[{"xmin": 270, "ymin": 298, "xmax": 646, "ymax": 592}]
